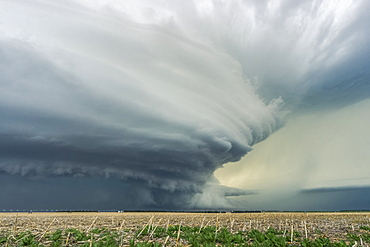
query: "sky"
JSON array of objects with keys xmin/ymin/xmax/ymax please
[{"xmin": 0, "ymin": 0, "xmax": 369, "ymax": 211}]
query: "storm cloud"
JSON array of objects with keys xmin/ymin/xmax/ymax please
[{"xmin": 0, "ymin": 0, "xmax": 369, "ymax": 209}]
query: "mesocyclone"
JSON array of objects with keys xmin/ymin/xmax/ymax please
[{"xmin": 0, "ymin": 0, "xmax": 368, "ymax": 209}]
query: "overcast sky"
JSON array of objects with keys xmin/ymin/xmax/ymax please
[{"xmin": 0, "ymin": 0, "xmax": 369, "ymax": 211}]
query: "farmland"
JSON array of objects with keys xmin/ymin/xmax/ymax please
[{"xmin": 1, "ymin": 212, "xmax": 370, "ymax": 246}]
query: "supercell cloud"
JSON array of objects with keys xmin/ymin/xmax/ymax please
[{"xmin": 0, "ymin": 0, "xmax": 369, "ymax": 209}]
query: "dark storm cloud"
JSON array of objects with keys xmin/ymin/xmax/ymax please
[
  {"xmin": 294, "ymin": 186, "xmax": 370, "ymax": 211},
  {"xmin": 0, "ymin": 0, "xmax": 286, "ymax": 208},
  {"xmin": 1, "ymin": 0, "xmax": 369, "ymax": 210},
  {"xmin": 0, "ymin": 174, "xmax": 154, "ymax": 210}
]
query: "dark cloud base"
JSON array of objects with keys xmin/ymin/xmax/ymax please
[
  {"xmin": 0, "ymin": 174, "xmax": 252, "ymax": 211},
  {"xmin": 5, "ymin": 173, "xmax": 370, "ymax": 212},
  {"xmin": 0, "ymin": 174, "xmax": 131, "ymax": 210},
  {"xmin": 275, "ymin": 187, "xmax": 370, "ymax": 212}
]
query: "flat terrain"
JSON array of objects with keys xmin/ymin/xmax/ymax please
[{"xmin": 1, "ymin": 212, "xmax": 370, "ymax": 246}]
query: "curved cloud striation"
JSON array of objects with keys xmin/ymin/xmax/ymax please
[{"xmin": 0, "ymin": 0, "xmax": 369, "ymax": 209}]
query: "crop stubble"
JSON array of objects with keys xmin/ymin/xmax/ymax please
[{"xmin": 1, "ymin": 212, "xmax": 369, "ymax": 245}]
